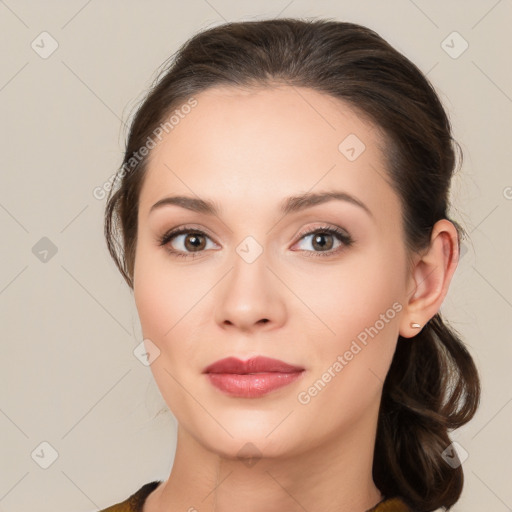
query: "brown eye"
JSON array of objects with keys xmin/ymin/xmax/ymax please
[
  {"xmin": 183, "ymin": 233, "xmax": 207, "ymax": 252},
  {"xmin": 158, "ymin": 227, "xmax": 218, "ymax": 259},
  {"xmin": 293, "ymin": 225, "xmax": 354, "ymax": 258},
  {"xmin": 310, "ymin": 232, "xmax": 334, "ymax": 251}
]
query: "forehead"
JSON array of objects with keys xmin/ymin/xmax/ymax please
[{"xmin": 139, "ymin": 84, "xmax": 397, "ymax": 220}]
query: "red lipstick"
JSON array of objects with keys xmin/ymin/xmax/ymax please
[{"xmin": 203, "ymin": 356, "xmax": 305, "ymax": 398}]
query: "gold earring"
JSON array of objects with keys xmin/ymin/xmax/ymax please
[{"xmin": 410, "ymin": 322, "xmax": 421, "ymax": 329}]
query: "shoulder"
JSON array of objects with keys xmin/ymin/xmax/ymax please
[
  {"xmin": 98, "ymin": 481, "xmax": 162, "ymax": 512},
  {"xmin": 366, "ymin": 496, "xmax": 414, "ymax": 512}
]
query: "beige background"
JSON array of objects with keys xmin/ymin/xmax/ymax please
[{"xmin": 1, "ymin": 1, "xmax": 511, "ymax": 511}]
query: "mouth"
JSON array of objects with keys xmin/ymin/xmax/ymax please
[{"xmin": 203, "ymin": 356, "xmax": 305, "ymax": 398}]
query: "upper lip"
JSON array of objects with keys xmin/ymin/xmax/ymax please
[{"xmin": 203, "ymin": 356, "xmax": 304, "ymax": 374}]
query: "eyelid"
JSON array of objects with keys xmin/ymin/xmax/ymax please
[
  {"xmin": 157, "ymin": 224, "xmax": 219, "ymax": 250},
  {"xmin": 157, "ymin": 222, "xmax": 353, "ymax": 258},
  {"xmin": 294, "ymin": 223, "xmax": 351, "ymax": 242},
  {"xmin": 291, "ymin": 224, "xmax": 353, "ymax": 256}
]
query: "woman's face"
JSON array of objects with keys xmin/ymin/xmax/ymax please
[{"xmin": 133, "ymin": 85, "xmax": 410, "ymax": 459}]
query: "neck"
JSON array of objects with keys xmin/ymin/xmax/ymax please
[{"xmin": 145, "ymin": 402, "xmax": 384, "ymax": 512}]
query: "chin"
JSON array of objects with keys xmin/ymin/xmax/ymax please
[{"xmin": 193, "ymin": 419, "xmax": 303, "ymax": 461}]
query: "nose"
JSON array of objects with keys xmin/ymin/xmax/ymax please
[{"xmin": 214, "ymin": 253, "xmax": 286, "ymax": 333}]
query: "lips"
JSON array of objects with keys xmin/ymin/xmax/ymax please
[
  {"xmin": 203, "ymin": 356, "xmax": 304, "ymax": 375},
  {"xmin": 203, "ymin": 356, "xmax": 305, "ymax": 398}
]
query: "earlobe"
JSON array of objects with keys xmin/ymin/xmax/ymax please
[{"xmin": 399, "ymin": 219, "xmax": 459, "ymax": 338}]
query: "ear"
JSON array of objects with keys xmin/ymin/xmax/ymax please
[{"xmin": 399, "ymin": 219, "xmax": 459, "ymax": 338}]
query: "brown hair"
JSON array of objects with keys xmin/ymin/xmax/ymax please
[{"xmin": 104, "ymin": 18, "xmax": 481, "ymax": 511}]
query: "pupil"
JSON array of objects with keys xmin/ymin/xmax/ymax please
[
  {"xmin": 187, "ymin": 234, "xmax": 203, "ymax": 250},
  {"xmin": 314, "ymin": 233, "xmax": 332, "ymax": 250}
]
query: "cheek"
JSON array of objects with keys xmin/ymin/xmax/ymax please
[
  {"xmin": 294, "ymin": 245, "xmax": 406, "ymax": 384},
  {"xmin": 292, "ymin": 259, "xmax": 405, "ymax": 426},
  {"xmin": 134, "ymin": 252, "xmax": 179, "ymax": 350},
  {"xmin": 133, "ymin": 245, "xmax": 214, "ymax": 390},
  {"xmin": 300, "ymin": 248, "xmax": 405, "ymax": 333},
  {"xmin": 133, "ymin": 241, "xmax": 200, "ymax": 339},
  {"xmin": 133, "ymin": 259, "xmax": 169, "ymax": 340},
  {"xmin": 133, "ymin": 251, "xmax": 200, "ymax": 415}
]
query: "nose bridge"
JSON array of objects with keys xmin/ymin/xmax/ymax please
[{"xmin": 214, "ymin": 237, "xmax": 285, "ymax": 330}]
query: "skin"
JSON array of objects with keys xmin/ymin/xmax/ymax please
[{"xmin": 132, "ymin": 84, "xmax": 459, "ymax": 512}]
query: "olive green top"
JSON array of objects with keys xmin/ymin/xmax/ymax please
[{"xmin": 98, "ymin": 481, "xmax": 414, "ymax": 511}]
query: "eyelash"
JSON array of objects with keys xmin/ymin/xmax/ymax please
[{"xmin": 157, "ymin": 224, "xmax": 354, "ymax": 259}]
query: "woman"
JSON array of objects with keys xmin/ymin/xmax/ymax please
[{"xmin": 100, "ymin": 18, "xmax": 481, "ymax": 512}]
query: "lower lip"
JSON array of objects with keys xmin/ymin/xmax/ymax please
[{"xmin": 206, "ymin": 371, "xmax": 304, "ymax": 398}]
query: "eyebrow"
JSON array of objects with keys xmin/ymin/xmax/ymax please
[{"xmin": 149, "ymin": 190, "xmax": 373, "ymax": 218}]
